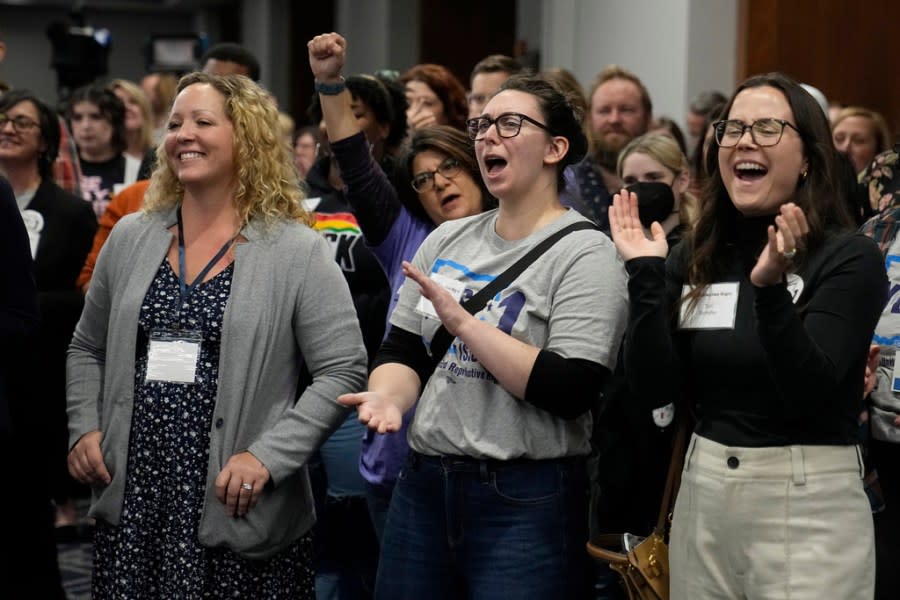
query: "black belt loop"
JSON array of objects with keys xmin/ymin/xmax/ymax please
[{"xmin": 479, "ymin": 461, "xmax": 489, "ymax": 483}]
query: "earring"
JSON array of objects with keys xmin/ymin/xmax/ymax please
[{"xmin": 801, "ymin": 169, "xmax": 808, "ymax": 180}]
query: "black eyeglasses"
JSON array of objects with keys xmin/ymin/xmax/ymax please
[
  {"xmin": 713, "ymin": 118, "xmax": 800, "ymax": 148},
  {"xmin": 466, "ymin": 112, "xmax": 552, "ymax": 141},
  {"xmin": 0, "ymin": 113, "xmax": 39, "ymax": 133},
  {"xmin": 411, "ymin": 157, "xmax": 462, "ymax": 193}
]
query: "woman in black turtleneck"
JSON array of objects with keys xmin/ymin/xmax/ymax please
[{"xmin": 610, "ymin": 73, "xmax": 886, "ymax": 599}]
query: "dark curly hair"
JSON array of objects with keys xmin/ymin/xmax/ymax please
[{"xmin": 307, "ymin": 75, "xmax": 405, "ymax": 150}]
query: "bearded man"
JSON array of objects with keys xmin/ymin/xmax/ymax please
[{"xmin": 561, "ymin": 65, "xmax": 652, "ymax": 234}]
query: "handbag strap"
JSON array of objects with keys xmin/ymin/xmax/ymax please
[
  {"xmin": 655, "ymin": 415, "xmax": 689, "ymax": 533},
  {"xmin": 428, "ymin": 220, "xmax": 598, "ymax": 367}
]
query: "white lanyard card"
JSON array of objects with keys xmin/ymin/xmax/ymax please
[{"xmin": 145, "ymin": 329, "xmax": 203, "ymax": 384}]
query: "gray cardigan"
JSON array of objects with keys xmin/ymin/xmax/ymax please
[{"xmin": 67, "ymin": 206, "xmax": 368, "ymax": 559}]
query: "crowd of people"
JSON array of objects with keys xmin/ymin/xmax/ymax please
[{"xmin": 0, "ymin": 23, "xmax": 898, "ymax": 600}]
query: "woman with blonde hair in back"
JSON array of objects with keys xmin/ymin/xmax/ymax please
[{"xmin": 109, "ymin": 79, "xmax": 155, "ymax": 162}]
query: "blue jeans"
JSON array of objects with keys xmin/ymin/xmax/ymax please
[
  {"xmin": 365, "ymin": 480, "xmax": 394, "ymax": 543},
  {"xmin": 375, "ymin": 452, "xmax": 589, "ymax": 599}
]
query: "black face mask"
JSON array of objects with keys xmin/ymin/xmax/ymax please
[{"xmin": 625, "ymin": 181, "xmax": 676, "ymax": 228}]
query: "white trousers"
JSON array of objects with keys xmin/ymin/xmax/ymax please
[{"xmin": 670, "ymin": 434, "xmax": 875, "ymax": 600}]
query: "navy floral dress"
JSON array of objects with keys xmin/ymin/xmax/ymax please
[{"xmin": 92, "ymin": 258, "xmax": 314, "ymax": 599}]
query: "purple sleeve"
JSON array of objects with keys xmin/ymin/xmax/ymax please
[{"xmin": 370, "ymin": 208, "xmax": 433, "ymax": 329}]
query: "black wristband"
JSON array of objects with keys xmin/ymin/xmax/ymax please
[{"xmin": 315, "ymin": 77, "xmax": 346, "ymax": 95}]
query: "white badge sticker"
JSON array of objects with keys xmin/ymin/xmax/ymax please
[
  {"xmin": 302, "ymin": 197, "xmax": 322, "ymax": 211},
  {"xmin": 415, "ymin": 272, "xmax": 466, "ymax": 319},
  {"xmin": 20, "ymin": 208, "xmax": 44, "ymax": 259},
  {"xmin": 786, "ymin": 273, "xmax": 804, "ymax": 304},
  {"xmin": 652, "ymin": 403, "xmax": 675, "ymax": 428},
  {"xmin": 678, "ymin": 282, "xmax": 739, "ymax": 330},
  {"xmin": 146, "ymin": 331, "xmax": 202, "ymax": 384}
]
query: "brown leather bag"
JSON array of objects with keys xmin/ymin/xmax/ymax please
[{"xmin": 586, "ymin": 420, "xmax": 688, "ymax": 600}]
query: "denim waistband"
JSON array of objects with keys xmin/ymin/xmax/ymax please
[{"xmin": 410, "ymin": 450, "xmax": 585, "ymax": 473}]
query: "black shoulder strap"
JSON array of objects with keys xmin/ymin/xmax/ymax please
[{"xmin": 428, "ymin": 220, "xmax": 599, "ymax": 367}]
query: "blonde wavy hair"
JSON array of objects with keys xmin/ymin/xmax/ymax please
[
  {"xmin": 617, "ymin": 132, "xmax": 699, "ymax": 227},
  {"xmin": 109, "ymin": 79, "xmax": 155, "ymax": 152},
  {"xmin": 143, "ymin": 72, "xmax": 311, "ymax": 227}
]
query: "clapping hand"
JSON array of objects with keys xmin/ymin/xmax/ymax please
[
  {"xmin": 750, "ymin": 202, "xmax": 809, "ymax": 287},
  {"xmin": 609, "ymin": 188, "xmax": 668, "ymax": 260}
]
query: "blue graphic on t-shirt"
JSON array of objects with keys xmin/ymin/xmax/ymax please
[{"xmin": 432, "ymin": 259, "xmax": 527, "ymax": 381}]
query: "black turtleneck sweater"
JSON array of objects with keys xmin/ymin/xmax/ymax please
[{"xmin": 623, "ymin": 215, "xmax": 888, "ymax": 446}]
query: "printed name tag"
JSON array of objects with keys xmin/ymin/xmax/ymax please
[
  {"xmin": 891, "ymin": 349, "xmax": 900, "ymax": 394},
  {"xmin": 145, "ymin": 330, "xmax": 202, "ymax": 384},
  {"xmin": 416, "ymin": 272, "xmax": 466, "ymax": 319},
  {"xmin": 678, "ymin": 282, "xmax": 739, "ymax": 330}
]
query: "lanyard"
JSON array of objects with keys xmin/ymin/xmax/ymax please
[{"xmin": 176, "ymin": 205, "xmax": 237, "ymax": 302}]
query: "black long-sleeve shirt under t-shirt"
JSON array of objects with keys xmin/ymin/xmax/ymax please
[{"xmin": 625, "ymin": 217, "xmax": 888, "ymax": 447}]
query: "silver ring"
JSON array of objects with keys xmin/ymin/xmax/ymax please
[
  {"xmin": 241, "ymin": 482, "xmax": 253, "ymax": 491},
  {"xmin": 782, "ymin": 248, "xmax": 796, "ymax": 260}
]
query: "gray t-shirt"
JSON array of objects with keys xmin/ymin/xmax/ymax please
[{"xmin": 391, "ymin": 208, "xmax": 628, "ymax": 459}]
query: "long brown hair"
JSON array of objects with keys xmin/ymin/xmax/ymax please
[{"xmin": 684, "ymin": 72, "xmax": 853, "ymax": 309}]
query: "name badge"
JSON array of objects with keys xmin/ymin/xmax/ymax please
[
  {"xmin": 145, "ymin": 329, "xmax": 202, "ymax": 384},
  {"xmin": 416, "ymin": 272, "xmax": 466, "ymax": 319},
  {"xmin": 652, "ymin": 403, "xmax": 675, "ymax": 428},
  {"xmin": 891, "ymin": 348, "xmax": 900, "ymax": 394},
  {"xmin": 678, "ymin": 282, "xmax": 739, "ymax": 330},
  {"xmin": 786, "ymin": 273, "xmax": 804, "ymax": 304},
  {"xmin": 20, "ymin": 209, "xmax": 44, "ymax": 259}
]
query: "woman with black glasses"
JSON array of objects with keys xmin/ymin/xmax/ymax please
[
  {"xmin": 339, "ymin": 74, "xmax": 628, "ymax": 598},
  {"xmin": 611, "ymin": 72, "xmax": 885, "ymax": 599}
]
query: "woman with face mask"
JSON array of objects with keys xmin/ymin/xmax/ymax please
[
  {"xmin": 617, "ymin": 132, "xmax": 698, "ymax": 242},
  {"xmin": 610, "ymin": 72, "xmax": 886, "ymax": 599},
  {"xmin": 589, "ymin": 133, "xmax": 699, "ymax": 590}
]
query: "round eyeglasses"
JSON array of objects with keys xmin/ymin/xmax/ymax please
[
  {"xmin": 466, "ymin": 112, "xmax": 552, "ymax": 141},
  {"xmin": 713, "ymin": 118, "xmax": 800, "ymax": 148},
  {"xmin": 0, "ymin": 113, "xmax": 40, "ymax": 133},
  {"xmin": 411, "ymin": 157, "xmax": 462, "ymax": 193}
]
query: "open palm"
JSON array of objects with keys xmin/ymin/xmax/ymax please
[{"xmin": 609, "ymin": 189, "xmax": 668, "ymax": 260}]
